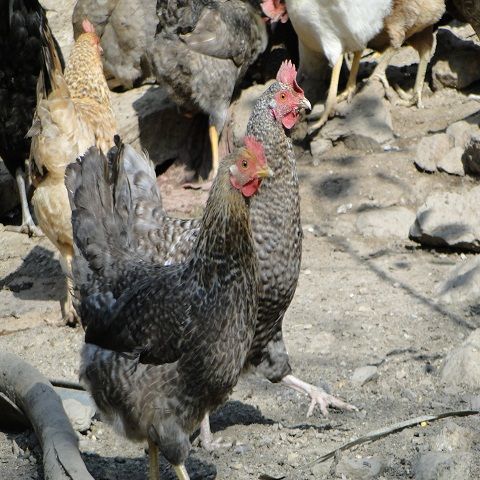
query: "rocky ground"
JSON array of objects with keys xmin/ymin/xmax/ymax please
[{"xmin": 2, "ymin": 8, "xmax": 480, "ymax": 480}]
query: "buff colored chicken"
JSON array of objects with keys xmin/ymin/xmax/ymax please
[
  {"xmin": 369, "ymin": 0, "xmax": 446, "ymax": 108},
  {"xmin": 29, "ymin": 19, "xmax": 116, "ymax": 325}
]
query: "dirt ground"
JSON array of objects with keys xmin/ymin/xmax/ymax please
[{"xmin": 2, "ymin": 71, "xmax": 480, "ymax": 479}]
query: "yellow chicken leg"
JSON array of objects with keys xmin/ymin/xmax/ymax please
[
  {"xmin": 310, "ymin": 55, "xmax": 343, "ymax": 132},
  {"xmin": 148, "ymin": 439, "xmax": 160, "ymax": 480},
  {"xmin": 337, "ymin": 50, "xmax": 362, "ymax": 103},
  {"xmin": 174, "ymin": 465, "xmax": 190, "ymax": 480},
  {"xmin": 209, "ymin": 125, "xmax": 219, "ymax": 179}
]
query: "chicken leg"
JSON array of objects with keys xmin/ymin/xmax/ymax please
[
  {"xmin": 281, "ymin": 374, "xmax": 358, "ymax": 417},
  {"xmin": 309, "ymin": 55, "xmax": 343, "ymax": 132},
  {"xmin": 148, "ymin": 439, "xmax": 160, "ymax": 480},
  {"xmin": 4, "ymin": 167, "xmax": 43, "ymax": 237},
  {"xmin": 209, "ymin": 125, "xmax": 219, "ymax": 179},
  {"xmin": 395, "ymin": 27, "xmax": 434, "ymax": 109},
  {"xmin": 337, "ymin": 51, "xmax": 362, "ymax": 103},
  {"xmin": 199, "ymin": 413, "xmax": 232, "ymax": 450},
  {"xmin": 370, "ymin": 46, "xmax": 398, "ymax": 99}
]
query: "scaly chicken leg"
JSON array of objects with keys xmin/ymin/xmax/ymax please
[
  {"xmin": 4, "ymin": 167, "xmax": 43, "ymax": 237},
  {"xmin": 148, "ymin": 439, "xmax": 160, "ymax": 480},
  {"xmin": 337, "ymin": 51, "xmax": 362, "ymax": 103},
  {"xmin": 199, "ymin": 413, "xmax": 231, "ymax": 450},
  {"xmin": 209, "ymin": 124, "xmax": 220, "ymax": 179},
  {"xmin": 310, "ymin": 55, "xmax": 343, "ymax": 132},
  {"xmin": 281, "ymin": 374, "xmax": 358, "ymax": 417},
  {"xmin": 395, "ymin": 27, "xmax": 434, "ymax": 109}
]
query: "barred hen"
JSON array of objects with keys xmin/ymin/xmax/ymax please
[
  {"xmin": 106, "ymin": 61, "xmax": 355, "ymax": 449},
  {"xmin": 150, "ymin": 0, "xmax": 268, "ymax": 179},
  {"xmin": 29, "ymin": 19, "xmax": 117, "ymax": 325},
  {"xmin": 66, "ymin": 136, "xmax": 270, "ymax": 480},
  {"xmin": 0, "ymin": 0, "xmax": 59, "ymax": 235}
]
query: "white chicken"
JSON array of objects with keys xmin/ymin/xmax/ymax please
[{"xmin": 262, "ymin": 0, "xmax": 393, "ymax": 129}]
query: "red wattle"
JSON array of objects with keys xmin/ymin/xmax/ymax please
[
  {"xmin": 242, "ymin": 178, "xmax": 261, "ymax": 197},
  {"xmin": 282, "ymin": 111, "xmax": 298, "ymax": 129}
]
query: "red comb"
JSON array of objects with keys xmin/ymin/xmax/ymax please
[
  {"xmin": 82, "ymin": 18, "xmax": 96, "ymax": 34},
  {"xmin": 276, "ymin": 60, "xmax": 304, "ymax": 95},
  {"xmin": 244, "ymin": 137, "xmax": 267, "ymax": 167}
]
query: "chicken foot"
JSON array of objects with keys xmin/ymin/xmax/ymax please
[
  {"xmin": 281, "ymin": 374, "xmax": 358, "ymax": 417},
  {"xmin": 395, "ymin": 27, "xmax": 434, "ymax": 109},
  {"xmin": 309, "ymin": 55, "xmax": 343, "ymax": 132},
  {"xmin": 199, "ymin": 413, "xmax": 232, "ymax": 450},
  {"xmin": 4, "ymin": 167, "xmax": 43, "ymax": 237},
  {"xmin": 147, "ymin": 438, "xmax": 190, "ymax": 480}
]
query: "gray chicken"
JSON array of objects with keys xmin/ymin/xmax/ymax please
[
  {"xmin": 150, "ymin": 0, "xmax": 268, "ymax": 179},
  {"xmin": 66, "ymin": 136, "xmax": 271, "ymax": 479},
  {"xmin": 112, "ymin": 61, "xmax": 356, "ymax": 450}
]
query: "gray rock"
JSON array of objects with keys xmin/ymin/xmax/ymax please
[
  {"xmin": 437, "ymin": 147, "xmax": 465, "ymax": 176},
  {"xmin": 414, "ymin": 451, "xmax": 472, "ymax": 480},
  {"xmin": 62, "ymin": 398, "xmax": 95, "ymax": 433},
  {"xmin": 310, "ymin": 136, "xmax": 333, "ymax": 158},
  {"xmin": 409, "ymin": 186, "xmax": 480, "ymax": 252},
  {"xmin": 414, "ymin": 134, "xmax": 452, "ymax": 173},
  {"xmin": 462, "ymin": 133, "xmax": 480, "ymax": 175},
  {"xmin": 356, "ymin": 206, "xmax": 416, "ymax": 239},
  {"xmin": 317, "ymin": 79, "xmax": 393, "ymax": 151},
  {"xmin": 432, "ymin": 421, "xmax": 475, "ymax": 452},
  {"xmin": 432, "ymin": 28, "xmax": 480, "ymax": 91},
  {"xmin": 336, "ymin": 456, "xmax": 385, "ymax": 479},
  {"xmin": 440, "ymin": 329, "xmax": 480, "ymax": 389},
  {"xmin": 437, "ymin": 256, "xmax": 480, "ymax": 306},
  {"xmin": 446, "ymin": 121, "xmax": 478, "ymax": 149},
  {"xmin": 0, "ymin": 159, "xmax": 18, "ymax": 217},
  {"xmin": 351, "ymin": 366, "xmax": 379, "ymax": 386}
]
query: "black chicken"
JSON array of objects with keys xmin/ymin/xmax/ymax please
[
  {"xmin": 99, "ymin": 62, "xmax": 356, "ymax": 450},
  {"xmin": 66, "ymin": 136, "xmax": 271, "ymax": 480},
  {"xmin": 150, "ymin": 0, "xmax": 268, "ymax": 179},
  {"xmin": 0, "ymin": 0, "xmax": 52, "ymax": 235}
]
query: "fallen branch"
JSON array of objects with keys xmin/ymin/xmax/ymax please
[
  {"xmin": 0, "ymin": 352, "xmax": 94, "ymax": 480},
  {"xmin": 259, "ymin": 409, "xmax": 479, "ymax": 480}
]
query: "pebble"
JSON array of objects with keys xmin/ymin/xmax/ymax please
[
  {"xmin": 414, "ymin": 451, "xmax": 472, "ymax": 480},
  {"xmin": 351, "ymin": 366, "xmax": 379, "ymax": 386},
  {"xmin": 62, "ymin": 398, "xmax": 95, "ymax": 433},
  {"xmin": 336, "ymin": 455, "xmax": 385, "ymax": 479}
]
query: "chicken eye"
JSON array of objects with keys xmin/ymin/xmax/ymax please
[
  {"xmin": 242, "ymin": 160, "xmax": 248, "ymax": 168},
  {"xmin": 280, "ymin": 93, "xmax": 286, "ymax": 100}
]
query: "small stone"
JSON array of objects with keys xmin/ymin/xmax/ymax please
[
  {"xmin": 287, "ymin": 452, "xmax": 300, "ymax": 467},
  {"xmin": 446, "ymin": 121, "xmax": 477, "ymax": 149},
  {"xmin": 437, "ymin": 147, "xmax": 465, "ymax": 176},
  {"xmin": 318, "ymin": 79, "xmax": 393, "ymax": 151},
  {"xmin": 231, "ymin": 462, "xmax": 242, "ymax": 471},
  {"xmin": 337, "ymin": 203, "xmax": 353, "ymax": 214},
  {"xmin": 356, "ymin": 206, "xmax": 416, "ymax": 239},
  {"xmin": 432, "ymin": 421, "xmax": 475, "ymax": 452},
  {"xmin": 409, "ymin": 186, "xmax": 480, "ymax": 252},
  {"xmin": 463, "ymin": 133, "xmax": 480, "ymax": 175},
  {"xmin": 62, "ymin": 398, "xmax": 95, "ymax": 433},
  {"xmin": 414, "ymin": 451, "xmax": 472, "ymax": 480},
  {"xmin": 336, "ymin": 455, "xmax": 385, "ymax": 479},
  {"xmin": 310, "ymin": 136, "xmax": 333, "ymax": 157},
  {"xmin": 351, "ymin": 366, "xmax": 379, "ymax": 386},
  {"xmin": 437, "ymin": 257, "xmax": 480, "ymax": 305},
  {"xmin": 441, "ymin": 329, "xmax": 480, "ymax": 389},
  {"xmin": 414, "ymin": 133, "xmax": 452, "ymax": 173}
]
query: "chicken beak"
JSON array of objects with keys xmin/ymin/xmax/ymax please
[
  {"xmin": 299, "ymin": 96, "xmax": 312, "ymax": 113},
  {"xmin": 257, "ymin": 166, "xmax": 274, "ymax": 179}
]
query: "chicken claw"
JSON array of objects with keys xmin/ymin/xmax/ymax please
[
  {"xmin": 281, "ymin": 374, "xmax": 358, "ymax": 417},
  {"xmin": 198, "ymin": 413, "xmax": 232, "ymax": 451}
]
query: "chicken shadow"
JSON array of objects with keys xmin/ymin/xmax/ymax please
[
  {"xmin": 204, "ymin": 400, "xmax": 275, "ymax": 436},
  {"xmin": 79, "ymin": 450, "xmax": 217, "ymax": 480},
  {"xmin": 0, "ymin": 245, "xmax": 64, "ymax": 302}
]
